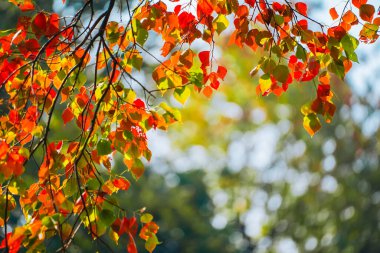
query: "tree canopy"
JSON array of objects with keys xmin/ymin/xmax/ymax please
[{"xmin": 0, "ymin": 0, "xmax": 379, "ymax": 252}]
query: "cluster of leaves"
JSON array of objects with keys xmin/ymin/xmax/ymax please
[{"xmin": 0, "ymin": 0, "xmax": 379, "ymax": 252}]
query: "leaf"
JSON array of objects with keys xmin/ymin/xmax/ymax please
[
  {"xmin": 106, "ymin": 21, "xmax": 122, "ymax": 44},
  {"xmin": 62, "ymin": 107, "xmax": 74, "ymax": 124},
  {"xmin": 145, "ymin": 234, "xmax": 159, "ymax": 253},
  {"xmin": 112, "ymin": 177, "xmax": 131, "ymax": 191},
  {"xmin": 46, "ymin": 13, "xmax": 60, "ymax": 37},
  {"xmin": 303, "ymin": 113, "xmax": 321, "ymax": 136},
  {"xmin": 127, "ymin": 233, "xmax": 137, "ymax": 253},
  {"xmin": 179, "ymin": 49, "xmax": 194, "ymax": 69},
  {"xmin": 99, "ymin": 209, "xmax": 115, "ymax": 226},
  {"xmin": 203, "ymin": 86, "xmax": 213, "ymax": 98},
  {"xmin": 352, "ymin": 0, "xmax": 367, "ymax": 8},
  {"xmin": 341, "ymin": 34, "xmax": 359, "ymax": 55},
  {"xmin": 140, "ymin": 213, "xmax": 153, "ymax": 223},
  {"xmin": 359, "ymin": 4, "xmax": 375, "ymax": 22},
  {"xmin": 329, "ymin": 7, "xmax": 339, "ymax": 20},
  {"xmin": 131, "ymin": 158, "xmax": 144, "ymax": 180},
  {"xmin": 199, "ymin": 51, "xmax": 210, "ymax": 66},
  {"xmin": 295, "ymin": 2, "xmax": 307, "ymax": 16},
  {"xmin": 213, "ymin": 14, "xmax": 229, "ymax": 35},
  {"xmin": 9, "ymin": 0, "xmax": 34, "ymax": 11},
  {"xmin": 217, "ymin": 66, "xmax": 227, "ymax": 80},
  {"xmin": 342, "ymin": 10, "xmax": 358, "ymax": 25},
  {"xmin": 174, "ymin": 86, "xmax": 190, "ymax": 105},
  {"xmin": 273, "ymin": 65, "xmax": 289, "ymax": 83},
  {"xmin": 97, "ymin": 139, "xmax": 112, "ymax": 156},
  {"xmin": 133, "ymin": 98, "xmax": 145, "ymax": 109},
  {"xmin": 32, "ymin": 12, "xmax": 47, "ymax": 38},
  {"xmin": 259, "ymin": 74, "xmax": 272, "ymax": 94},
  {"xmin": 137, "ymin": 28, "xmax": 148, "ymax": 46}
]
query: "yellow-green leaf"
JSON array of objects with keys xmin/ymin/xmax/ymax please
[{"xmin": 213, "ymin": 14, "xmax": 229, "ymax": 35}]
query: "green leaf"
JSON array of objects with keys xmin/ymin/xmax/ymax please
[
  {"xmin": 99, "ymin": 209, "xmax": 115, "ymax": 226},
  {"xmin": 260, "ymin": 58, "xmax": 276, "ymax": 74},
  {"xmin": 97, "ymin": 139, "xmax": 112, "ymax": 155},
  {"xmin": 213, "ymin": 14, "xmax": 229, "ymax": 35},
  {"xmin": 274, "ymin": 15, "xmax": 284, "ymax": 26},
  {"xmin": 131, "ymin": 54, "xmax": 143, "ymax": 70},
  {"xmin": 296, "ymin": 45, "xmax": 307, "ymax": 61},
  {"xmin": 273, "ymin": 65, "xmax": 289, "ymax": 83},
  {"xmin": 328, "ymin": 60, "xmax": 345, "ymax": 79},
  {"xmin": 189, "ymin": 72, "xmax": 203, "ymax": 88},
  {"xmin": 0, "ymin": 29, "xmax": 14, "ymax": 37},
  {"xmin": 137, "ymin": 28, "xmax": 148, "ymax": 46},
  {"xmin": 63, "ymin": 176, "xmax": 77, "ymax": 197},
  {"xmin": 341, "ymin": 34, "xmax": 359, "ymax": 55}
]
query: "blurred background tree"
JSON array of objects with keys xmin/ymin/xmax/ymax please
[{"xmin": 148, "ymin": 42, "xmax": 380, "ymax": 253}]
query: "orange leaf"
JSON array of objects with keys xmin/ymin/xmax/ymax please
[
  {"xmin": 9, "ymin": 0, "xmax": 34, "ymax": 11},
  {"xmin": 342, "ymin": 10, "xmax": 358, "ymax": 25},
  {"xmin": 329, "ymin": 7, "xmax": 339, "ymax": 20},
  {"xmin": 112, "ymin": 178, "xmax": 131, "ymax": 191},
  {"xmin": 202, "ymin": 86, "xmax": 213, "ymax": 97}
]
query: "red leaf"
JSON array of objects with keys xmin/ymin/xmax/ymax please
[
  {"xmin": 178, "ymin": 12, "xmax": 195, "ymax": 29},
  {"xmin": 127, "ymin": 233, "xmax": 137, "ymax": 253},
  {"xmin": 32, "ymin": 12, "xmax": 47, "ymax": 38},
  {"xmin": 217, "ymin": 65, "xmax": 227, "ymax": 80},
  {"xmin": 317, "ymin": 84, "xmax": 330, "ymax": 98},
  {"xmin": 174, "ymin": 5, "xmax": 181, "ymax": 14},
  {"xmin": 210, "ymin": 80, "xmax": 220, "ymax": 90},
  {"xmin": 273, "ymin": 2, "xmax": 284, "ymax": 12},
  {"xmin": 18, "ymin": 39, "xmax": 40, "ymax": 59},
  {"xmin": 199, "ymin": 51, "xmax": 210, "ymax": 66},
  {"xmin": 244, "ymin": 0, "xmax": 255, "ymax": 7},
  {"xmin": 46, "ymin": 13, "xmax": 60, "ymax": 37},
  {"xmin": 133, "ymin": 99, "xmax": 145, "ymax": 109},
  {"xmin": 62, "ymin": 107, "xmax": 74, "ymax": 124},
  {"xmin": 352, "ymin": 0, "xmax": 367, "ymax": 8},
  {"xmin": 297, "ymin": 19, "xmax": 308, "ymax": 30},
  {"xmin": 9, "ymin": 110, "xmax": 20, "ymax": 124},
  {"xmin": 295, "ymin": 2, "xmax": 308, "ymax": 16}
]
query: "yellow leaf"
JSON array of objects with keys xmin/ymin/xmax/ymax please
[{"xmin": 213, "ymin": 14, "xmax": 229, "ymax": 34}]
